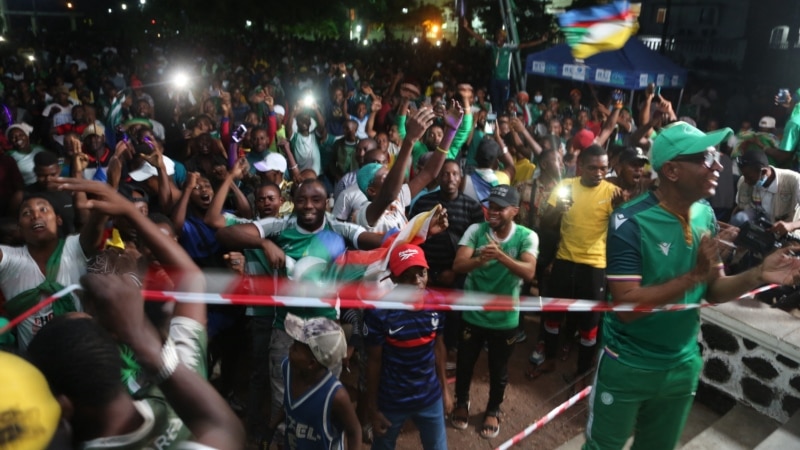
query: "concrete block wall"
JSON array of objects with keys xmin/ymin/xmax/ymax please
[{"xmin": 699, "ymin": 321, "xmax": 800, "ymax": 423}]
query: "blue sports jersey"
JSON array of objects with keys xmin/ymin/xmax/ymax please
[
  {"xmin": 282, "ymin": 359, "xmax": 345, "ymax": 450},
  {"xmin": 364, "ymin": 306, "xmax": 444, "ymax": 412}
]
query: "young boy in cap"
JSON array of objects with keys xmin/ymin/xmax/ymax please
[
  {"xmin": 364, "ymin": 243, "xmax": 451, "ymax": 449},
  {"xmin": 452, "ymin": 184, "xmax": 538, "ymax": 438},
  {"xmin": 268, "ymin": 313, "xmax": 361, "ymax": 450}
]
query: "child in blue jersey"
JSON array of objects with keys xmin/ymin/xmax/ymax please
[
  {"xmin": 267, "ymin": 313, "xmax": 361, "ymax": 450},
  {"xmin": 365, "ymin": 244, "xmax": 452, "ymax": 450}
]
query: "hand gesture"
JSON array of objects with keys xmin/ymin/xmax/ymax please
[
  {"xmin": 185, "ymin": 171, "xmax": 201, "ymax": 191},
  {"xmin": 760, "ymin": 245, "xmax": 800, "ymax": 286},
  {"xmin": 230, "ymin": 158, "xmax": 248, "ymax": 181},
  {"xmin": 224, "ymin": 252, "xmax": 246, "ymax": 275},
  {"xmin": 54, "ymin": 177, "xmax": 136, "ymax": 216},
  {"xmin": 405, "ymin": 107, "xmax": 436, "ymax": 142},
  {"xmin": 692, "ymin": 234, "xmax": 721, "ymax": 282},
  {"xmin": 457, "ymin": 83, "xmax": 474, "ymax": 106},
  {"xmin": 265, "ymin": 95, "xmax": 274, "ymax": 108},
  {"xmin": 443, "ymin": 100, "xmax": 465, "ymax": 130},
  {"xmin": 371, "ymin": 97, "xmax": 382, "ymax": 113},
  {"xmin": 427, "ymin": 206, "xmax": 449, "ymax": 237},
  {"xmin": 481, "ymin": 235, "xmax": 504, "ymax": 262},
  {"xmin": 140, "ymin": 151, "xmax": 164, "ymax": 170},
  {"xmin": 114, "ymin": 139, "xmax": 133, "ymax": 160},
  {"xmin": 510, "ymin": 116, "xmax": 526, "ymax": 133},
  {"xmin": 72, "ymin": 152, "xmax": 90, "ymax": 173}
]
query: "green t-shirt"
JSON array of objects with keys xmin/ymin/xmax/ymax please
[
  {"xmin": 779, "ymin": 109, "xmax": 800, "ymax": 159},
  {"xmin": 254, "ymin": 214, "xmax": 364, "ymax": 330},
  {"xmin": 604, "ymin": 192, "xmax": 716, "ymax": 370},
  {"xmin": 459, "ymin": 222, "xmax": 539, "ymax": 330},
  {"xmin": 488, "ymin": 42, "xmax": 519, "ymax": 81}
]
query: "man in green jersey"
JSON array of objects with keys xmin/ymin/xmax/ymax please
[
  {"xmin": 452, "ymin": 184, "xmax": 538, "ymax": 439},
  {"xmin": 583, "ymin": 122, "xmax": 800, "ymax": 450},
  {"xmin": 461, "ymin": 17, "xmax": 548, "ymax": 113}
]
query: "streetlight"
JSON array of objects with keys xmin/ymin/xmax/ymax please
[
  {"xmin": 363, "ymin": 39, "xmax": 368, "ymax": 46},
  {"xmin": 245, "ymin": 20, "xmax": 252, "ymax": 27},
  {"xmin": 412, "ymin": 37, "xmax": 419, "ymax": 44},
  {"xmin": 402, "ymin": 8, "xmax": 408, "ymax": 13},
  {"xmin": 355, "ymin": 24, "xmax": 362, "ymax": 33},
  {"xmin": 66, "ymin": 2, "xmax": 73, "ymax": 9},
  {"xmin": 107, "ymin": 8, "xmax": 112, "ymax": 13},
  {"xmin": 121, "ymin": 3, "xmax": 127, "ymax": 11},
  {"xmin": 139, "ymin": 0, "xmax": 146, "ymax": 4}
]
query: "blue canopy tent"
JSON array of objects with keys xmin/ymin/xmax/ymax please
[{"xmin": 525, "ymin": 38, "xmax": 687, "ymax": 90}]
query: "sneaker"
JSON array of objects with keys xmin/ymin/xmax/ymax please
[
  {"xmin": 515, "ymin": 330, "xmax": 527, "ymax": 344},
  {"xmin": 529, "ymin": 342, "xmax": 545, "ymax": 365}
]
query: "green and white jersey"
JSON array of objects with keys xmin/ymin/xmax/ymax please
[
  {"xmin": 459, "ymin": 222, "xmax": 539, "ymax": 330},
  {"xmin": 84, "ymin": 318, "xmax": 209, "ymax": 450},
  {"xmin": 487, "ymin": 42, "xmax": 519, "ymax": 81},
  {"xmin": 604, "ymin": 192, "xmax": 716, "ymax": 370},
  {"xmin": 255, "ymin": 213, "xmax": 362, "ymax": 329},
  {"xmin": 222, "ymin": 211, "xmax": 252, "ymax": 227}
]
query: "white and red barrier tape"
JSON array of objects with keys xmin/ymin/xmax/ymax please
[
  {"xmin": 0, "ymin": 282, "xmax": 781, "ymax": 337},
  {"xmin": 495, "ymin": 386, "xmax": 592, "ymax": 450}
]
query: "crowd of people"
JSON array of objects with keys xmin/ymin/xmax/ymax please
[{"xmin": 3, "ymin": 23, "xmax": 800, "ymax": 450}]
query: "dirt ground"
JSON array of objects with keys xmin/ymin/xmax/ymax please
[
  {"xmin": 352, "ymin": 314, "xmax": 589, "ymax": 450},
  {"xmin": 248, "ymin": 314, "xmax": 589, "ymax": 450}
]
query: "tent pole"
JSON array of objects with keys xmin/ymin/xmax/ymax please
[{"xmin": 677, "ymin": 88, "xmax": 685, "ymax": 117}]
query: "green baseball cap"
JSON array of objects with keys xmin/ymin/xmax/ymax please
[{"xmin": 651, "ymin": 121, "xmax": 732, "ymax": 171}]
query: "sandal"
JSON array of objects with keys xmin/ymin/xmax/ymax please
[
  {"xmin": 480, "ymin": 411, "xmax": 501, "ymax": 439},
  {"xmin": 451, "ymin": 402, "xmax": 470, "ymax": 430},
  {"xmin": 525, "ymin": 361, "xmax": 555, "ymax": 380}
]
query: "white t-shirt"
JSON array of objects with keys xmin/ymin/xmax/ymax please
[
  {"xmin": 291, "ymin": 133, "xmax": 322, "ymax": 176},
  {"xmin": 0, "ymin": 235, "xmax": 87, "ymax": 349},
  {"xmin": 10, "ymin": 146, "xmax": 45, "ymax": 185},
  {"xmin": 355, "ymin": 184, "xmax": 411, "ymax": 233},
  {"xmin": 333, "ymin": 183, "xmax": 368, "ymax": 222}
]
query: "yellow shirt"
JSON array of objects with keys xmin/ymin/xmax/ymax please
[
  {"xmin": 513, "ymin": 159, "xmax": 536, "ymax": 186},
  {"xmin": 496, "ymin": 171, "xmax": 511, "ymax": 186},
  {"xmin": 548, "ymin": 178, "xmax": 618, "ymax": 268}
]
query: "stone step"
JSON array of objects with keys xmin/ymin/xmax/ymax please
[
  {"xmin": 553, "ymin": 401, "xmax": 721, "ymax": 450},
  {"xmin": 681, "ymin": 404, "xmax": 780, "ymax": 450},
  {"xmin": 754, "ymin": 410, "xmax": 800, "ymax": 450}
]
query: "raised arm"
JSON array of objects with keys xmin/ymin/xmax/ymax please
[
  {"xmin": 518, "ymin": 33, "xmax": 549, "ymax": 50},
  {"xmin": 171, "ymin": 171, "xmax": 199, "ymax": 237},
  {"xmin": 81, "ymin": 273, "xmax": 244, "ymax": 449},
  {"xmin": 408, "ymin": 101, "xmax": 465, "ymax": 198},
  {"xmin": 461, "ymin": 17, "xmax": 488, "ymax": 45},
  {"xmin": 366, "ymin": 97, "xmax": 381, "ymax": 138},
  {"xmin": 364, "ymin": 107, "xmax": 436, "ymax": 226},
  {"xmin": 204, "ymin": 158, "xmax": 251, "ymax": 229},
  {"xmin": 596, "ymin": 106, "xmax": 622, "ymax": 148}
]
